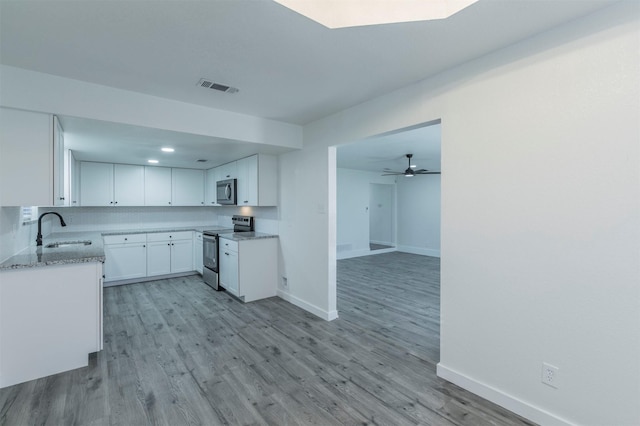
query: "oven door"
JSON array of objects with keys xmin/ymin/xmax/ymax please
[{"xmin": 203, "ymin": 234, "xmax": 218, "ymax": 271}]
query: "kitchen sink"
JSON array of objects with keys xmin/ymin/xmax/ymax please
[{"xmin": 45, "ymin": 240, "xmax": 92, "ymax": 248}]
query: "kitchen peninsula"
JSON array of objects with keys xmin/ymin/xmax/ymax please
[{"xmin": 0, "ymin": 232, "xmax": 105, "ymax": 388}]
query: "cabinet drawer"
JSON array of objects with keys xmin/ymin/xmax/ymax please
[
  {"xmin": 219, "ymin": 238, "xmax": 238, "ymax": 253},
  {"xmin": 103, "ymin": 233, "xmax": 146, "ymax": 245},
  {"xmin": 147, "ymin": 231, "xmax": 193, "ymax": 242}
]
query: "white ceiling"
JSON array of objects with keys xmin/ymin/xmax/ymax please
[
  {"xmin": 337, "ymin": 122, "xmax": 441, "ymax": 173},
  {"xmin": 0, "ymin": 0, "xmax": 619, "ymax": 170}
]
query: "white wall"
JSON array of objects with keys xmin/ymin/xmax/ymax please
[
  {"xmin": 336, "ymin": 168, "xmax": 395, "ymax": 259},
  {"xmin": 0, "ymin": 207, "xmax": 50, "ymax": 263},
  {"xmin": 396, "ymin": 175, "xmax": 440, "ymax": 257},
  {"xmin": 279, "ymin": 3, "xmax": 640, "ymax": 425}
]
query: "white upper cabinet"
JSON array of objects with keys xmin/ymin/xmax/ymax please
[
  {"xmin": 144, "ymin": 166, "xmax": 172, "ymax": 206},
  {"xmin": 236, "ymin": 154, "xmax": 277, "ymax": 206},
  {"xmin": 171, "ymin": 168, "xmax": 204, "ymax": 206},
  {"xmin": 80, "ymin": 162, "xmax": 113, "ymax": 206},
  {"xmin": 80, "ymin": 162, "xmax": 144, "ymax": 206},
  {"xmin": 236, "ymin": 155, "xmax": 258, "ymax": 206},
  {"xmin": 53, "ymin": 116, "xmax": 67, "ymax": 206},
  {"xmin": 217, "ymin": 161, "xmax": 237, "ymax": 180},
  {"xmin": 205, "ymin": 168, "xmax": 219, "ymax": 206},
  {"xmin": 114, "ymin": 164, "xmax": 144, "ymax": 206},
  {"xmin": 0, "ymin": 108, "xmax": 54, "ymax": 206}
]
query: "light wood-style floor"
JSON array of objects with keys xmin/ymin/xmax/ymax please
[{"xmin": 0, "ymin": 252, "xmax": 536, "ymax": 425}]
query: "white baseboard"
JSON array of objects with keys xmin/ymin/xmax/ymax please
[
  {"xmin": 436, "ymin": 363, "xmax": 572, "ymax": 426},
  {"xmin": 370, "ymin": 239, "xmax": 393, "ymax": 246},
  {"xmin": 277, "ymin": 289, "xmax": 338, "ymax": 321},
  {"xmin": 397, "ymin": 245, "xmax": 440, "ymax": 258},
  {"xmin": 337, "ymin": 247, "xmax": 397, "ymax": 259},
  {"xmin": 104, "ymin": 271, "xmax": 198, "ymax": 287}
]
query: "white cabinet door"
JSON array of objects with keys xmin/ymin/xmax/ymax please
[
  {"xmin": 104, "ymin": 243, "xmax": 147, "ymax": 281},
  {"xmin": 0, "ymin": 108, "xmax": 53, "ymax": 206},
  {"xmin": 205, "ymin": 168, "xmax": 219, "ymax": 206},
  {"xmin": 219, "ymin": 248, "xmax": 239, "ymax": 296},
  {"xmin": 217, "ymin": 161, "xmax": 237, "ymax": 180},
  {"xmin": 68, "ymin": 150, "xmax": 80, "ymax": 206},
  {"xmin": 171, "ymin": 168, "xmax": 204, "ymax": 206},
  {"xmin": 53, "ymin": 116, "xmax": 66, "ymax": 206},
  {"xmin": 236, "ymin": 155, "xmax": 258, "ymax": 206},
  {"xmin": 144, "ymin": 166, "xmax": 172, "ymax": 206},
  {"xmin": 114, "ymin": 164, "xmax": 144, "ymax": 206},
  {"xmin": 146, "ymin": 241, "xmax": 172, "ymax": 276},
  {"xmin": 171, "ymin": 239, "xmax": 194, "ymax": 274},
  {"xmin": 80, "ymin": 162, "xmax": 114, "ymax": 206}
]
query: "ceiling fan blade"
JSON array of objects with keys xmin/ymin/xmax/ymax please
[
  {"xmin": 415, "ymin": 171, "xmax": 441, "ymax": 174},
  {"xmin": 414, "ymin": 169, "xmax": 429, "ymax": 173},
  {"xmin": 381, "ymin": 172, "xmax": 402, "ymax": 176}
]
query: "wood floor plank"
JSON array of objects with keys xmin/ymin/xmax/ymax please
[{"xmin": 0, "ymin": 252, "xmax": 536, "ymax": 426}]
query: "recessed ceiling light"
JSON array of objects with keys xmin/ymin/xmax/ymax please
[
  {"xmin": 148, "ymin": 159, "xmax": 159, "ymax": 164},
  {"xmin": 274, "ymin": 0, "xmax": 478, "ymax": 28},
  {"xmin": 161, "ymin": 147, "xmax": 175, "ymax": 153}
]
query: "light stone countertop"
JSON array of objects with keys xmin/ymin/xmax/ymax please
[
  {"xmin": 0, "ymin": 232, "xmax": 105, "ymax": 271},
  {"xmin": 0, "ymin": 225, "xmax": 237, "ymax": 271},
  {"xmin": 218, "ymin": 232, "xmax": 279, "ymax": 242}
]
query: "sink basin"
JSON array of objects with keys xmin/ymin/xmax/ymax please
[{"xmin": 45, "ymin": 240, "xmax": 92, "ymax": 248}]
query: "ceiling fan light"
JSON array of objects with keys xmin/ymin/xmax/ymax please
[{"xmin": 405, "ymin": 173, "xmax": 414, "ymax": 177}]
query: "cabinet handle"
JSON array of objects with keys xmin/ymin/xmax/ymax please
[
  {"xmin": 59, "ymin": 197, "xmax": 65, "ymax": 200},
  {"xmin": 168, "ymin": 201, "xmax": 171, "ymax": 205},
  {"xmin": 124, "ymin": 238, "xmax": 128, "ymax": 241},
  {"xmin": 225, "ymin": 252, "xmax": 229, "ymax": 255},
  {"xmin": 114, "ymin": 201, "xmax": 118, "ymax": 204},
  {"xmin": 143, "ymin": 245, "xmax": 146, "ymax": 248},
  {"xmin": 110, "ymin": 201, "xmax": 113, "ymax": 204},
  {"xmin": 243, "ymin": 201, "xmax": 248, "ymax": 204}
]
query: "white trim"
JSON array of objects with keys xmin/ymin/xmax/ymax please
[
  {"xmin": 397, "ymin": 245, "xmax": 440, "ymax": 258},
  {"xmin": 103, "ymin": 271, "xmax": 198, "ymax": 287},
  {"xmin": 436, "ymin": 363, "xmax": 574, "ymax": 426},
  {"xmin": 277, "ymin": 289, "xmax": 339, "ymax": 321},
  {"xmin": 369, "ymin": 239, "xmax": 394, "ymax": 246},
  {"xmin": 337, "ymin": 247, "xmax": 397, "ymax": 260}
]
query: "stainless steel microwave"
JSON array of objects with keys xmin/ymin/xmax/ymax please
[{"xmin": 216, "ymin": 178, "xmax": 237, "ymax": 205}]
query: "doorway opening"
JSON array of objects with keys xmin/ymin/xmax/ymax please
[{"xmin": 369, "ymin": 183, "xmax": 395, "ymax": 251}]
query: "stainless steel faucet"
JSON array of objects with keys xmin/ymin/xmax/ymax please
[{"xmin": 36, "ymin": 212, "xmax": 67, "ymax": 246}]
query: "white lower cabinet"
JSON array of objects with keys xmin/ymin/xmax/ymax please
[
  {"xmin": 103, "ymin": 234, "xmax": 147, "ymax": 282},
  {"xmin": 219, "ymin": 240, "xmax": 239, "ymax": 296},
  {"xmin": 219, "ymin": 237, "xmax": 278, "ymax": 302},
  {"xmin": 146, "ymin": 231, "xmax": 194, "ymax": 277},
  {"xmin": 0, "ymin": 262, "xmax": 103, "ymax": 388},
  {"xmin": 104, "ymin": 231, "xmax": 195, "ymax": 282}
]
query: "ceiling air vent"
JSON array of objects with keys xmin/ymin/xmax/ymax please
[
  {"xmin": 196, "ymin": 159, "xmax": 208, "ymax": 163},
  {"xmin": 197, "ymin": 78, "xmax": 239, "ymax": 94}
]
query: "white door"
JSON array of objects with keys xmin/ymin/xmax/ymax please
[
  {"xmin": 144, "ymin": 166, "xmax": 172, "ymax": 206},
  {"xmin": 236, "ymin": 155, "xmax": 258, "ymax": 206},
  {"xmin": 171, "ymin": 168, "xmax": 204, "ymax": 206},
  {"xmin": 146, "ymin": 241, "xmax": 172, "ymax": 276},
  {"xmin": 219, "ymin": 249, "xmax": 239, "ymax": 296},
  {"xmin": 114, "ymin": 164, "xmax": 144, "ymax": 206},
  {"xmin": 80, "ymin": 162, "xmax": 113, "ymax": 206},
  {"xmin": 171, "ymin": 239, "xmax": 194, "ymax": 273},
  {"xmin": 104, "ymin": 243, "xmax": 147, "ymax": 281}
]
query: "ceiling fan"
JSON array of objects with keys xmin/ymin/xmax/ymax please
[{"xmin": 382, "ymin": 154, "xmax": 441, "ymax": 177}]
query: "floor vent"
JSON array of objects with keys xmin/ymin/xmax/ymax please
[{"xmin": 197, "ymin": 78, "xmax": 239, "ymax": 94}]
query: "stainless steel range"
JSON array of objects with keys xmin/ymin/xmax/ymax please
[{"xmin": 202, "ymin": 215, "xmax": 254, "ymax": 290}]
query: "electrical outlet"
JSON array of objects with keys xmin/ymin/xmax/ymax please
[
  {"xmin": 282, "ymin": 276, "xmax": 288, "ymax": 289},
  {"xmin": 542, "ymin": 362, "xmax": 559, "ymax": 388}
]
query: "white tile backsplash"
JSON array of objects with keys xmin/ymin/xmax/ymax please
[
  {"xmin": 0, "ymin": 207, "xmax": 51, "ymax": 262},
  {"xmin": 40, "ymin": 206, "xmax": 279, "ymax": 235}
]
